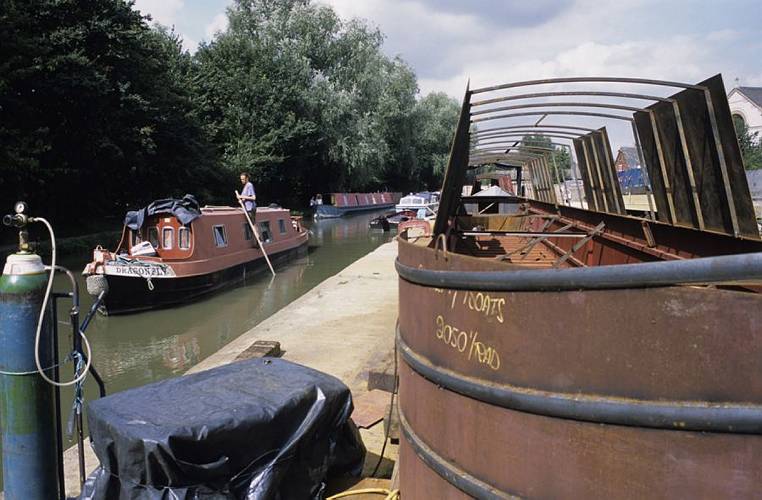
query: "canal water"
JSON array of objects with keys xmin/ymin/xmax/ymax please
[{"xmin": 0, "ymin": 210, "xmax": 393, "ymax": 489}]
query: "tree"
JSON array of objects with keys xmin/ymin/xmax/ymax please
[
  {"xmin": 0, "ymin": 0, "xmax": 217, "ymax": 232},
  {"xmin": 519, "ymin": 134, "xmax": 570, "ymax": 180},
  {"xmin": 190, "ymin": 0, "xmax": 457, "ymax": 203},
  {"xmin": 1, "ymin": 0, "xmax": 462, "ymax": 235},
  {"xmin": 411, "ymin": 92, "xmax": 460, "ymax": 188},
  {"xmin": 733, "ymin": 116, "xmax": 762, "ymax": 170}
]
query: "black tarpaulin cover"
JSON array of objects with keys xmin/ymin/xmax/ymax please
[
  {"xmin": 124, "ymin": 194, "xmax": 202, "ymax": 230},
  {"xmin": 78, "ymin": 358, "xmax": 365, "ymax": 499}
]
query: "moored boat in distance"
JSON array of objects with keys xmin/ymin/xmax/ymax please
[
  {"xmin": 395, "ymin": 191, "xmax": 439, "ymax": 216},
  {"xmin": 84, "ymin": 196, "xmax": 308, "ymax": 315},
  {"xmin": 313, "ymin": 192, "xmax": 401, "ymax": 219}
]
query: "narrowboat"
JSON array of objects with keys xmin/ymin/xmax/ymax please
[
  {"xmin": 314, "ymin": 192, "xmax": 401, "ymax": 219},
  {"xmin": 84, "ymin": 197, "xmax": 308, "ymax": 315},
  {"xmin": 396, "ymin": 75, "xmax": 762, "ymax": 498}
]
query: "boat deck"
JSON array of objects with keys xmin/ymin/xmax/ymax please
[{"xmin": 456, "ymin": 235, "xmax": 573, "ymax": 268}]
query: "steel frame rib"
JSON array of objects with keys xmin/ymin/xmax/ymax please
[
  {"xmin": 471, "ymin": 111, "xmax": 634, "ymax": 123},
  {"xmin": 446, "ymin": 75, "xmax": 743, "ymax": 233},
  {"xmin": 471, "ymin": 137, "xmax": 582, "ymax": 207},
  {"xmin": 476, "ymin": 131, "xmax": 582, "ymax": 141},
  {"xmin": 470, "ymin": 101, "xmax": 645, "ymax": 117},
  {"xmin": 474, "ymin": 134, "xmax": 580, "ymax": 143},
  {"xmin": 472, "ymin": 124, "xmax": 595, "ymax": 135},
  {"xmin": 474, "ymin": 141, "xmax": 572, "ymax": 151},
  {"xmin": 470, "ymin": 90, "xmax": 672, "ymax": 107},
  {"xmin": 470, "ymin": 76, "xmax": 703, "ymax": 95},
  {"xmin": 471, "ymin": 151, "xmax": 545, "ymax": 161}
]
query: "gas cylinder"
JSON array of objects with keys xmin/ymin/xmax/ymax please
[{"xmin": 0, "ymin": 253, "xmax": 60, "ymax": 498}]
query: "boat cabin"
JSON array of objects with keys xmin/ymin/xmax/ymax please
[{"xmin": 123, "ymin": 206, "xmax": 302, "ymax": 260}]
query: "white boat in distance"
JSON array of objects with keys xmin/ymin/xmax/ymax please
[{"xmin": 395, "ymin": 192, "xmax": 439, "ymax": 216}]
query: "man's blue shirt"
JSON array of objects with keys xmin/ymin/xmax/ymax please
[{"xmin": 242, "ymin": 182, "xmax": 256, "ymax": 211}]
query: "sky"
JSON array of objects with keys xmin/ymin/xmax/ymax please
[{"xmin": 132, "ymin": 0, "xmax": 762, "ymax": 150}]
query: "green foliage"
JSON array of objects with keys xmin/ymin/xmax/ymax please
[
  {"xmin": 413, "ymin": 92, "xmax": 461, "ymax": 186},
  {"xmin": 0, "ymin": 0, "xmax": 220, "ymax": 232},
  {"xmin": 1, "ymin": 0, "xmax": 460, "ymax": 235},
  {"xmin": 192, "ymin": 0, "xmax": 459, "ymax": 202},
  {"xmin": 734, "ymin": 117, "xmax": 762, "ymax": 170},
  {"xmin": 519, "ymin": 134, "xmax": 571, "ymax": 180}
]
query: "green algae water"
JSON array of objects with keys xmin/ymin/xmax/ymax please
[{"xmin": 0, "ymin": 210, "xmax": 393, "ymax": 490}]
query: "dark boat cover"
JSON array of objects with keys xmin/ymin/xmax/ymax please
[
  {"xmin": 124, "ymin": 194, "xmax": 202, "ymax": 230},
  {"xmin": 78, "ymin": 358, "xmax": 365, "ymax": 499}
]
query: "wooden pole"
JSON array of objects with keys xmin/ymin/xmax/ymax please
[{"xmin": 235, "ymin": 190, "xmax": 275, "ymax": 277}]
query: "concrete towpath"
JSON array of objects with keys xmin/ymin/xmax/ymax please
[
  {"xmin": 59, "ymin": 240, "xmax": 400, "ymax": 498},
  {"xmin": 186, "ymin": 240, "xmax": 399, "ymax": 390}
]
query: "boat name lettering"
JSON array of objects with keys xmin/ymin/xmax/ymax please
[
  {"xmin": 434, "ymin": 315, "xmax": 501, "ymax": 371},
  {"xmin": 108, "ymin": 265, "xmax": 172, "ymax": 277}
]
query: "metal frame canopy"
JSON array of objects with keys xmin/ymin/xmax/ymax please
[{"xmin": 434, "ymin": 74, "xmax": 758, "ymax": 240}]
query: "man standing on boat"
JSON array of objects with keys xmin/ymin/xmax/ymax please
[{"xmin": 238, "ymin": 172, "xmax": 257, "ymax": 222}]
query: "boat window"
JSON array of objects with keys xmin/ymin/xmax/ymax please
[
  {"xmin": 162, "ymin": 227, "xmax": 174, "ymax": 250},
  {"xmin": 131, "ymin": 230, "xmax": 142, "ymax": 247},
  {"xmin": 213, "ymin": 225, "xmax": 227, "ymax": 247},
  {"xmin": 243, "ymin": 222, "xmax": 253, "ymax": 241},
  {"xmin": 258, "ymin": 221, "xmax": 272, "ymax": 243},
  {"xmin": 148, "ymin": 226, "xmax": 159, "ymax": 248},
  {"xmin": 178, "ymin": 227, "xmax": 190, "ymax": 250},
  {"xmin": 278, "ymin": 219, "xmax": 287, "ymax": 234}
]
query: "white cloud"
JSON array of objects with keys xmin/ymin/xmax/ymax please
[
  {"xmin": 320, "ymin": 0, "xmax": 761, "ymax": 151},
  {"xmin": 706, "ymin": 29, "xmax": 741, "ymax": 42},
  {"xmin": 133, "ymin": 0, "xmax": 185, "ymax": 27},
  {"xmin": 205, "ymin": 13, "xmax": 229, "ymax": 41},
  {"xmin": 181, "ymin": 35, "xmax": 198, "ymax": 54}
]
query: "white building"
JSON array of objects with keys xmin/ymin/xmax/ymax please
[{"xmin": 729, "ymin": 87, "xmax": 762, "ymax": 136}]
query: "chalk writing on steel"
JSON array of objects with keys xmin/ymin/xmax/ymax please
[
  {"xmin": 460, "ymin": 291, "xmax": 505, "ymax": 323},
  {"xmin": 433, "ymin": 288, "xmax": 506, "ymax": 323},
  {"xmin": 435, "ymin": 315, "xmax": 501, "ymax": 371}
]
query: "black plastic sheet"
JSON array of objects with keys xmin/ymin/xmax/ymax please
[
  {"xmin": 78, "ymin": 358, "xmax": 365, "ymax": 499},
  {"xmin": 124, "ymin": 194, "xmax": 202, "ymax": 230}
]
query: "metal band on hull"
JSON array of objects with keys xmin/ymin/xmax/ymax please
[
  {"xmin": 398, "ymin": 330, "xmax": 762, "ymax": 434},
  {"xmin": 396, "ymin": 251, "xmax": 762, "ymax": 292},
  {"xmin": 396, "ymin": 235, "xmax": 762, "ymax": 497},
  {"xmin": 398, "ymin": 406, "xmax": 519, "ymax": 500}
]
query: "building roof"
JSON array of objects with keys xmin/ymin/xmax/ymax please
[
  {"xmin": 737, "ymin": 87, "xmax": 762, "ymax": 109},
  {"xmin": 473, "ymin": 185, "xmax": 512, "ymax": 197},
  {"xmin": 618, "ymin": 146, "xmax": 640, "ymax": 169}
]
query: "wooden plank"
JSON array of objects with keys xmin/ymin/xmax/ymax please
[{"xmin": 234, "ymin": 340, "xmax": 282, "ymax": 361}]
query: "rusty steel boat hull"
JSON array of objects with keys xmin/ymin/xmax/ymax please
[
  {"xmin": 394, "ymin": 72, "xmax": 762, "ymax": 498},
  {"xmin": 396, "ymin": 235, "xmax": 762, "ymax": 499}
]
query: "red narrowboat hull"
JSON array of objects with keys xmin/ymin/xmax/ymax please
[
  {"xmin": 85, "ymin": 205, "xmax": 309, "ymax": 314},
  {"xmin": 99, "ymin": 241, "xmax": 307, "ymax": 315}
]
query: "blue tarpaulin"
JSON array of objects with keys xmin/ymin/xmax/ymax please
[{"xmin": 618, "ymin": 168, "xmax": 648, "ymax": 194}]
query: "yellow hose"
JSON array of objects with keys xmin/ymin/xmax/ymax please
[{"xmin": 326, "ymin": 487, "xmax": 400, "ymax": 500}]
